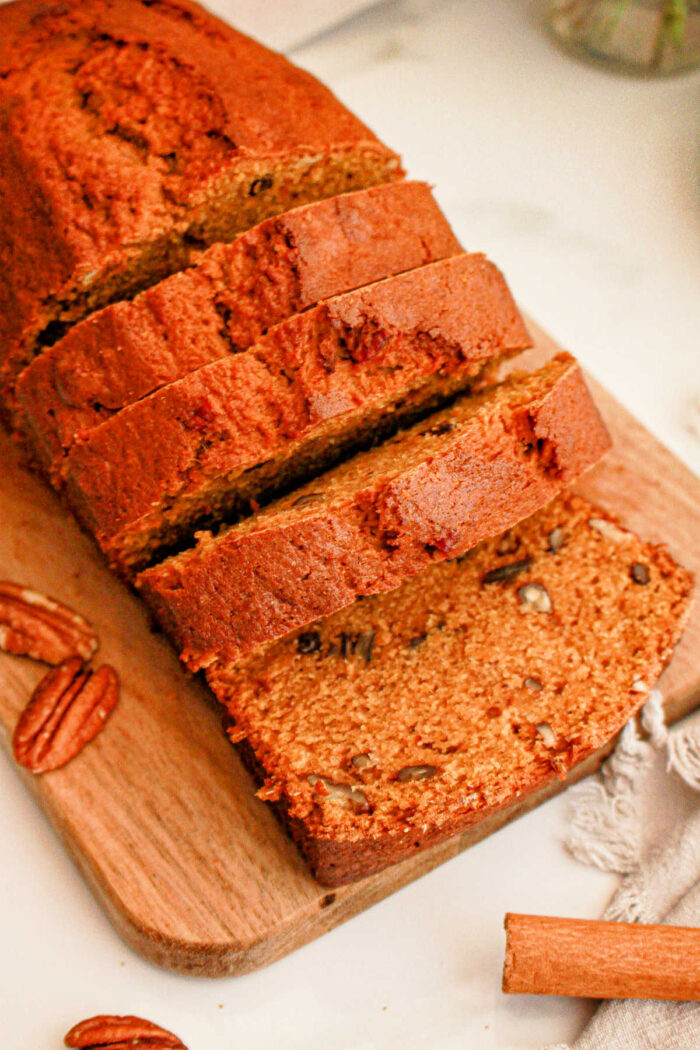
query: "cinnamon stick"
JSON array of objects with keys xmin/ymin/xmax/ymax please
[{"xmin": 503, "ymin": 913, "xmax": 700, "ymax": 1001}]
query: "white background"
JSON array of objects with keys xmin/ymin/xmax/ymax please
[{"xmin": 1, "ymin": 1, "xmax": 699, "ymax": 1047}]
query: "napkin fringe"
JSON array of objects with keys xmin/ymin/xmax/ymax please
[
  {"xmin": 565, "ymin": 715, "xmax": 654, "ymax": 875},
  {"xmin": 640, "ymin": 689, "xmax": 667, "ymax": 747},
  {"xmin": 668, "ymin": 730, "xmax": 700, "ymax": 791},
  {"xmin": 565, "ymin": 690, "xmax": 700, "ymax": 914},
  {"xmin": 542, "ymin": 694, "xmax": 700, "ymax": 1050}
]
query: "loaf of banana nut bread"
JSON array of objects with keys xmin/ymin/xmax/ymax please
[
  {"xmin": 138, "ymin": 354, "xmax": 611, "ymax": 671},
  {"xmin": 16, "ymin": 181, "xmax": 460, "ymax": 477},
  {"xmin": 60, "ymin": 253, "xmax": 532, "ymax": 574},
  {"xmin": 5, "ymin": 0, "xmax": 689, "ymax": 903},
  {"xmin": 0, "ymin": 0, "xmax": 400, "ymax": 413},
  {"xmin": 206, "ymin": 493, "xmax": 693, "ymax": 885}
]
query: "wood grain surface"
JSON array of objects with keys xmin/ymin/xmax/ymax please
[{"xmin": 0, "ymin": 319, "xmax": 698, "ymax": 977}]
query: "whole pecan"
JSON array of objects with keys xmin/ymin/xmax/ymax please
[
  {"xmin": 12, "ymin": 657, "xmax": 119, "ymax": 774},
  {"xmin": 0, "ymin": 581, "xmax": 98, "ymax": 664},
  {"xmin": 64, "ymin": 1014, "xmax": 187, "ymax": 1048}
]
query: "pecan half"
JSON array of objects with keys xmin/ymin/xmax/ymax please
[
  {"xmin": 0, "ymin": 581, "xmax": 98, "ymax": 664},
  {"xmin": 13, "ymin": 657, "xmax": 119, "ymax": 774},
  {"xmin": 64, "ymin": 1014, "xmax": 186, "ymax": 1048},
  {"xmin": 396, "ymin": 764, "xmax": 440, "ymax": 782},
  {"xmin": 307, "ymin": 774, "xmax": 371, "ymax": 814}
]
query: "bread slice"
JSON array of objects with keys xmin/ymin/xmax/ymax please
[
  {"xmin": 0, "ymin": 0, "xmax": 400, "ymax": 411},
  {"xmin": 138, "ymin": 353, "xmax": 611, "ymax": 669},
  {"xmin": 205, "ymin": 493, "xmax": 694, "ymax": 885},
  {"xmin": 61, "ymin": 253, "xmax": 532, "ymax": 574},
  {"xmin": 16, "ymin": 181, "xmax": 460, "ymax": 477}
]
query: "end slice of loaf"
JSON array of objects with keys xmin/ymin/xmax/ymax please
[
  {"xmin": 61, "ymin": 252, "xmax": 532, "ymax": 574},
  {"xmin": 16, "ymin": 181, "xmax": 460, "ymax": 476},
  {"xmin": 138, "ymin": 353, "xmax": 611, "ymax": 670},
  {"xmin": 206, "ymin": 493, "xmax": 694, "ymax": 885},
  {"xmin": 0, "ymin": 0, "xmax": 400, "ymax": 411}
]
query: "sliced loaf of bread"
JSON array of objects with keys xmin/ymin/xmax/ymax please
[
  {"xmin": 0, "ymin": 0, "xmax": 400, "ymax": 411},
  {"xmin": 206, "ymin": 493, "xmax": 694, "ymax": 885},
  {"xmin": 61, "ymin": 253, "xmax": 531, "ymax": 573},
  {"xmin": 16, "ymin": 181, "xmax": 460, "ymax": 477},
  {"xmin": 139, "ymin": 353, "xmax": 611, "ymax": 669}
]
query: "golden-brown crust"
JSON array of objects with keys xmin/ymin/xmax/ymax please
[
  {"xmin": 59, "ymin": 253, "xmax": 532, "ymax": 572},
  {"xmin": 208, "ymin": 494, "xmax": 694, "ymax": 885},
  {"xmin": 232, "ymin": 728, "xmax": 546, "ymax": 886},
  {"xmin": 0, "ymin": 0, "xmax": 401, "ymax": 406},
  {"xmin": 138, "ymin": 355, "xmax": 611, "ymax": 670},
  {"xmin": 16, "ymin": 181, "xmax": 460, "ymax": 475}
]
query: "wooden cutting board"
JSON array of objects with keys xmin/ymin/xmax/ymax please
[{"xmin": 0, "ymin": 319, "xmax": 698, "ymax": 977}]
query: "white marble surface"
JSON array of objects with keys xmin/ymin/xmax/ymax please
[
  {"xmin": 2, "ymin": 2, "xmax": 699, "ymax": 1047},
  {"xmin": 202, "ymin": 0, "xmax": 374, "ymax": 51}
]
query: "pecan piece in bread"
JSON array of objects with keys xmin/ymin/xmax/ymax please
[
  {"xmin": 0, "ymin": 582, "xmax": 98, "ymax": 664},
  {"xmin": 13, "ymin": 657, "xmax": 119, "ymax": 774},
  {"xmin": 64, "ymin": 1014, "xmax": 186, "ymax": 1048}
]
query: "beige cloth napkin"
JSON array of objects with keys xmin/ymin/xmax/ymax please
[{"xmin": 545, "ymin": 693, "xmax": 700, "ymax": 1049}]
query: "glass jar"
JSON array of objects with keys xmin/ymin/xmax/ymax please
[{"xmin": 544, "ymin": 0, "xmax": 700, "ymax": 76}]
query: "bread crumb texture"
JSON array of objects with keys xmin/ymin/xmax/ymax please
[{"xmin": 208, "ymin": 494, "xmax": 693, "ymax": 884}]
